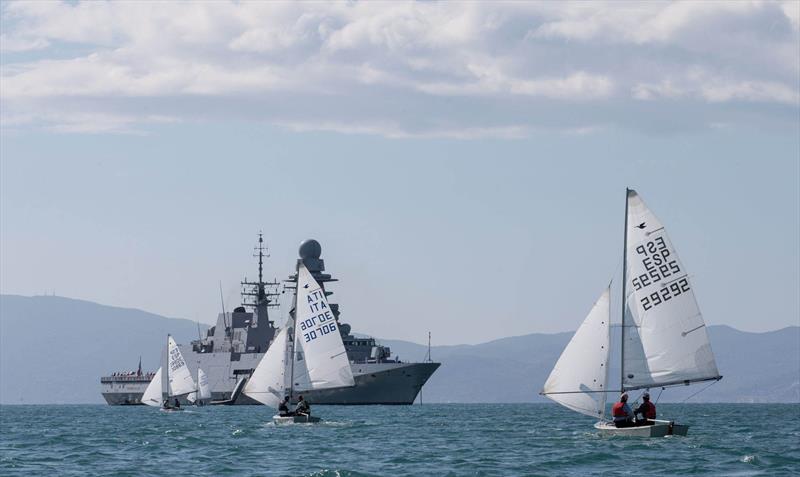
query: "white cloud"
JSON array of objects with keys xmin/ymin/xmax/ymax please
[{"xmin": 1, "ymin": 1, "xmax": 797, "ymax": 136}]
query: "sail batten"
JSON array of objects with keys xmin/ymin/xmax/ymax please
[
  {"xmin": 542, "ymin": 288, "xmax": 611, "ymax": 419},
  {"xmin": 622, "ymin": 190, "xmax": 720, "ymax": 389}
]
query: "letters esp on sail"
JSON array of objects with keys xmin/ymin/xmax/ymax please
[
  {"xmin": 622, "ymin": 190, "xmax": 720, "ymax": 390},
  {"xmin": 542, "ymin": 288, "xmax": 611, "ymax": 418},
  {"xmin": 167, "ymin": 335, "xmax": 197, "ymax": 397}
]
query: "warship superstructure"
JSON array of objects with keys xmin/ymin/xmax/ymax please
[{"xmin": 100, "ymin": 236, "xmax": 439, "ymax": 405}]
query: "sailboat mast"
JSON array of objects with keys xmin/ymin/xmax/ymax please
[
  {"xmin": 288, "ymin": 271, "xmax": 299, "ymax": 402},
  {"xmin": 166, "ymin": 334, "xmax": 170, "ymax": 399},
  {"xmin": 620, "ymin": 188, "xmax": 629, "ymax": 394}
]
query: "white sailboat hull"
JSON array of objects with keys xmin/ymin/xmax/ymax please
[
  {"xmin": 272, "ymin": 414, "xmax": 322, "ymax": 424},
  {"xmin": 594, "ymin": 419, "xmax": 689, "ymax": 437}
]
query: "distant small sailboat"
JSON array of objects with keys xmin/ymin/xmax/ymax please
[
  {"xmin": 187, "ymin": 367, "xmax": 211, "ymax": 406},
  {"xmin": 162, "ymin": 334, "xmax": 196, "ymax": 411},
  {"xmin": 244, "ymin": 263, "xmax": 355, "ymax": 424},
  {"xmin": 542, "ymin": 189, "xmax": 722, "ymax": 437}
]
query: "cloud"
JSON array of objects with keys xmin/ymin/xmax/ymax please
[{"xmin": 1, "ymin": 1, "xmax": 797, "ymax": 137}]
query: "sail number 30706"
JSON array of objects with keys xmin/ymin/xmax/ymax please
[{"xmin": 300, "ymin": 311, "xmax": 337, "ymax": 343}]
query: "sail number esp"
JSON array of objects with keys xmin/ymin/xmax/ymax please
[
  {"xmin": 631, "ymin": 235, "xmax": 691, "ymax": 311},
  {"xmin": 300, "ymin": 288, "xmax": 337, "ymax": 343}
]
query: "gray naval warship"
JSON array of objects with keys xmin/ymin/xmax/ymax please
[{"xmin": 101, "ymin": 236, "xmax": 440, "ymax": 405}]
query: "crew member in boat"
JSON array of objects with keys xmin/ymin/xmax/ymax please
[
  {"xmin": 173, "ymin": 398, "xmax": 181, "ymax": 409},
  {"xmin": 294, "ymin": 395, "xmax": 310, "ymax": 416},
  {"xmin": 612, "ymin": 393, "xmax": 635, "ymax": 428},
  {"xmin": 278, "ymin": 396, "xmax": 292, "ymax": 416},
  {"xmin": 634, "ymin": 392, "xmax": 656, "ymax": 425}
]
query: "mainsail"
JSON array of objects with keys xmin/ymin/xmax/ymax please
[
  {"xmin": 622, "ymin": 189, "xmax": 720, "ymax": 390},
  {"xmin": 243, "ymin": 327, "xmax": 290, "ymax": 408},
  {"xmin": 142, "ymin": 366, "xmax": 163, "ymax": 407},
  {"xmin": 295, "ymin": 264, "xmax": 355, "ymax": 390},
  {"xmin": 542, "ymin": 288, "xmax": 611, "ymax": 419},
  {"xmin": 167, "ymin": 335, "xmax": 196, "ymax": 397}
]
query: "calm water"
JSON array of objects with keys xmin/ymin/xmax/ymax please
[{"xmin": 1, "ymin": 404, "xmax": 798, "ymax": 476}]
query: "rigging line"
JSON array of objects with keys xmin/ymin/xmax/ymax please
[
  {"xmin": 655, "ymin": 387, "xmax": 665, "ymax": 405},
  {"xmin": 680, "ymin": 378, "xmax": 720, "ymax": 404}
]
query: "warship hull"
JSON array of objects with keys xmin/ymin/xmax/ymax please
[{"xmin": 101, "ymin": 361, "xmax": 439, "ymax": 405}]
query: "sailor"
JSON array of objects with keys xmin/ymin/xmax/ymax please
[
  {"xmin": 294, "ymin": 395, "xmax": 310, "ymax": 416},
  {"xmin": 634, "ymin": 392, "xmax": 656, "ymax": 425},
  {"xmin": 611, "ymin": 393, "xmax": 634, "ymax": 428},
  {"xmin": 162, "ymin": 399, "xmax": 171, "ymax": 409},
  {"xmin": 278, "ymin": 396, "xmax": 292, "ymax": 416},
  {"xmin": 174, "ymin": 398, "xmax": 181, "ymax": 408}
]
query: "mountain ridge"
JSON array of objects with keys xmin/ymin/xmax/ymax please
[{"xmin": 1, "ymin": 294, "xmax": 797, "ymax": 404}]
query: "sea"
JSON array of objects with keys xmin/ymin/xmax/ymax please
[{"xmin": 1, "ymin": 403, "xmax": 798, "ymax": 476}]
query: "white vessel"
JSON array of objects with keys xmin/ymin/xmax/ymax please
[
  {"xmin": 542, "ymin": 189, "xmax": 722, "ymax": 437},
  {"xmin": 244, "ymin": 263, "xmax": 355, "ymax": 424}
]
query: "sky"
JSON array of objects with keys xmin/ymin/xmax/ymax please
[{"xmin": 1, "ymin": 1, "xmax": 798, "ymax": 345}]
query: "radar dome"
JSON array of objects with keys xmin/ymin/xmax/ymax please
[{"xmin": 299, "ymin": 239, "xmax": 322, "ymax": 259}]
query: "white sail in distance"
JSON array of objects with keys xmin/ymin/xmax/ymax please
[
  {"xmin": 187, "ymin": 368, "xmax": 211, "ymax": 403},
  {"xmin": 141, "ymin": 366, "xmax": 163, "ymax": 407},
  {"xmin": 197, "ymin": 368, "xmax": 211, "ymax": 400},
  {"xmin": 623, "ymin": 189, "xmax": 720, "ymax": 390},
  {"xmin": 295, "ymin": 264, "xmax": 355, "ymax": 390},
  {"xmin": 167, "ymin": 336, "xmax": 196, "ymax": 397},
  {"xmin": 243, "ymin": 327, "xmax": 290, "ymax": 408},
  {"xmin": 542, "ymin": 287, "xmax": 611, "ymax": 419}
]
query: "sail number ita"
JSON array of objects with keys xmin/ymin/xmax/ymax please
[
  {"xmin": 300, "ymin": 288, "xmax": 337, "ymax": 343},
  {"xmin": 630, "ymin": 235, "xmax": 691, "ymax": 311}
]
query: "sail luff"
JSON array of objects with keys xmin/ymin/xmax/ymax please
[{"xmin": 621, "ymin": 188, "xmax": 630, "ymax": 394}]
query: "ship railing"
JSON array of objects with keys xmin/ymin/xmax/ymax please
[{"xmin": 101, "ymin": 374, "xmax": 154, "ymax": 383}]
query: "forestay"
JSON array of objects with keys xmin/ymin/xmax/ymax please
[
  {"xmin": 141, "ymin": 366, "xmax": 163, "ymax": 407},
  {"xmin": 623, "ymin": 190, "xmax": 720, "ymax": 390},
  {"xmin": 295, "ymin": 264, "xmax": 355, "ymax": 390},
  {"xmin": 243, "ymin": 327, "xmax": 289, "ymax": 408},
  {"xmin": 167, "ymin": 336, "xmax": 196, "ymax": 397},
  {"xmin": 542, "ymin": 288, "xmax": 611, "ymax": 419}
]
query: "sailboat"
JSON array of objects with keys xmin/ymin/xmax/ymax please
[
  {"xmin": 187, "ymin": 367, "xmax": 211, "ymax": 406},
  {"xmin": 542, "ymin": 189, "xmax": 722, "ymax": 437},
  {"xmin": 162, "ymin": 334, "xmax": 196, "ymax": 411},
  {"xmin": 141, "ymin": 366, "xmax": 163, "ymax": 407},
  {"xmin": 244, "ymin": 263, "xmax": 355, "ymax": 424}
]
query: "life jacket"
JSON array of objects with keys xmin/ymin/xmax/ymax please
[
  {"xmin": 612, "ymin": 402, "xmax": 629, "ymax": 419},
  {"xmin": 641, "ymin": 401, "xmax": 656, "ymax": 419}
]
